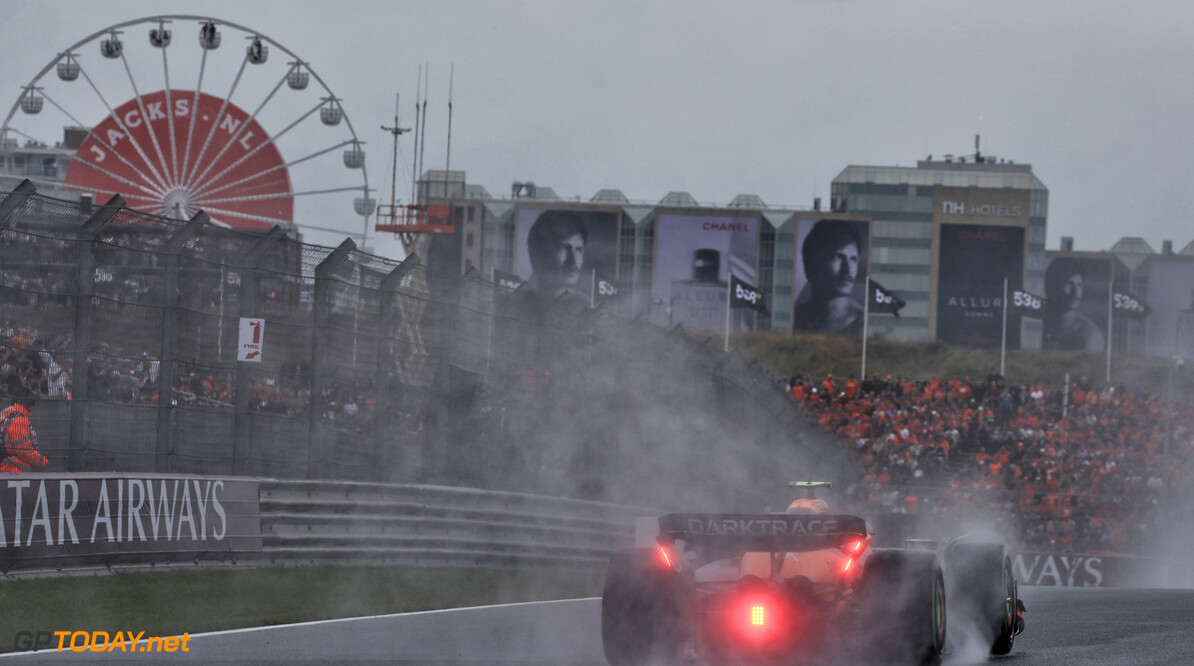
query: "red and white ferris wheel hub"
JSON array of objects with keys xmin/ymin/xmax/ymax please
[{"xmin": 64, "ymin": 89, "xmax": 292, "ymax": 230}]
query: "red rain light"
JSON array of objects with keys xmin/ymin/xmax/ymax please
[
  {"xmin": 751, "ymin": 605, "xmax": 766, "ymax": 626},
  {"xmin": 734, "ymin": 594, "xmax": 786, "ymax": 640},
  {"xmin": 658, "ymin": 546, "xmax": 674, "ymax": 569}
]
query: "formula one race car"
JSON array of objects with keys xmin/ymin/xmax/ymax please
[{"xmin": 601, "ymin": 482, "xmax": 1024, "ymax": 665}]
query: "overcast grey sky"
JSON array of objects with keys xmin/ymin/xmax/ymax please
[{"xmin": 3, "ymin": 0, "xmax": 1193, "ymax": 259}]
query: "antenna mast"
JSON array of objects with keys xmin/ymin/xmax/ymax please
[
  {"xmin": 445, "ymin": 64, "xmax": 454, "ymax": 176},
  {"xmin": 418, "ymin": 67, "xmax": 428, "ymax": 201},
  {"xmin": 410, "ymin": 65, "xmax": 423, "ymax": 205},
  {"xmin": 381, "ymin": 93, "xmax": 410, "ymax": 211},
  {"xmin": 374, "ymin": 70, "xmax": 454, "ymax": 252}
]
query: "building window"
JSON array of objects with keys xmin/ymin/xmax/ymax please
[
  {"xmin": 873, "ymin": 220, "xmax": 932, "ymax": 240},
  {"xmin": 874, "ymin": 247, "xmax": 931, "ymax": 265},
  {"xmin": 1028, "ymin": 224, "xmax": 1046, "ymax": 244}
]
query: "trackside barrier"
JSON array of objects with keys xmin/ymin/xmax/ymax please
[
  {"xmin": 868, "ymin": 511, "xmax": 1194, "ymax": 589},
  {"xmin": 257, "ymin": 479, "xmax": 643, "ymax": 569},
  {"xmin": 1013, "ymin": 550, "xmax": 1194, "ymax": 589},
  {"xmin": 260, "ymin": 485, "xmax": 1194, "ymax": 586},
  {"xmin": 0, "ymin": 476, "xmax": 645, "ymax": 577},
  {"xmin": 0, "ymin": 473, "xmax": 262, "ymax": 575},
  {"xmin": 3, "ymin": 475, "xmax": 1193, "ymax": 587}
]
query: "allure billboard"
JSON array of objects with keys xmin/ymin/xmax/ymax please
[{"xmin": 936, "ymin": 224, "xmax": 1025, "ymax": 348}]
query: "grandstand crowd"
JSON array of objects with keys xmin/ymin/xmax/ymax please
[
  {"xmin": 0, "ymin": 324, "xmax": 376, "ymax": 430},
  {"xmin": 8, "ymin": 312, "xmax": 1194, "ymax": 556},
  {"xmin": 788, "ymin": 370, "xmax": 1194, "ymax": 554}
]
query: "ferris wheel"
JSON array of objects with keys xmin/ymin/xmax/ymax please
[{"xmin": 1, "ymin": 15, "xmax": 375, "ymax": 247}]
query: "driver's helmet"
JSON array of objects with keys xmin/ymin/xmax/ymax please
[{"xmin": 786, "ymin": 498, "xmax": 828, "ymax": 515}]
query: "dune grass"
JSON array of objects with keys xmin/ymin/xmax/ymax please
[{"xmin": 735, "ymin": 330, "xmax": 1193, "ymax": 397}]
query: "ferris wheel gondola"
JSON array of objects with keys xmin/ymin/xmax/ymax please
[{"xmin": 1, "ymin": 14, "xmax": 374, "ymax": 249}]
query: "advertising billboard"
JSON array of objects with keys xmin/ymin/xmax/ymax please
[
  {"xmin": 0, "ymin": 474, "xmax": 261, "ymax": 571},
  {"xmin": 513, "ymin": 208, "xmax": 619, "ymax": 301},
  {"xmin": 1144, "ymin": 258, "xmax": 1194, "ymax": 361},
  {"xmin": 652, "ymin": 213, "xmax": 758, "ymax": 332},
  {"xmin": 1041, "ymin": 254, "xmax": 1112, "ymax": 351},
  {"xmin": 792, "ymin": 218, "xmax": 871, "ymax": 336},
  {"xmin": 65, "ymin": 91, "xmax": 291, "ymax": 230},
  {"xmin": 936, "ymin": 224, "xmax": 1025, "ymax": 348}
]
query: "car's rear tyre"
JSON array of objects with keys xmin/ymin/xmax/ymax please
[
  {"xmin": 601, "ymin": 549, "xmax": 690, "ymax": 666},
  {"xmin": 857, "ymin": 549, "xmax": 946, "ymax": 665},
  {"xmin": 945, "ymin": 541, "xmax": 1017, "ymax": 655}
]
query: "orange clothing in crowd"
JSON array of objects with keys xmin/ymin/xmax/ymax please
[{"xmin": 1, "ymin": 404, "xmax": 48, "ymax": 473}]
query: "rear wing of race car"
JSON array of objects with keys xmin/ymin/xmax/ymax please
[{"xmin": 653, "ymin": 513, "xmax": 868, "ymax": 553}]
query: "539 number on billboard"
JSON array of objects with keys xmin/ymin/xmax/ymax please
[
  {"xmin": 1012, "ymin": 290, "xmax": 1044, "ymax": 313},
  {"xmin": 1113, "ymin": 293, "xmax": 1141, "ymax": 311}
]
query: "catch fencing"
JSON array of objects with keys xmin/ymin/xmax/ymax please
[{"xmin": 0, "ymin": 182, "xmax": 847, "ymax": 511}]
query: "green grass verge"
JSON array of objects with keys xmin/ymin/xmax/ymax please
[{"xmin": 0, "ymin": 565, "xmax": 604, "ymax": 653}]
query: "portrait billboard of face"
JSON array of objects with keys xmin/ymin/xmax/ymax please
[
  {"xmin": 1144, "ymin": 258, "xmax": 1194, "ymax": 361},
  {"xmin": 936, "ymin": 224, "xmax": 1025, "ymax": 348},
  {"xmin": 793, "ymin": 218, "xmax": 870, "ymax": 336},
  {"xmin": 514, "ymin": 209, "xmax": 619, "ymax": 300},
  {"xmin": 652, "ymin": 214, "xmax": 758, "ymax": 331},
  {"xmin": 1042, "ymin": 255, "xmax": 1111, "ymax": 351}
]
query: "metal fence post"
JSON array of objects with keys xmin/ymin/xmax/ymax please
[
  {"xmin": 69, "ymin": 193, "xmax": 125, "ymax": 471},
  {"xmin": 232, "ymin": 227, "xmax": 286, "ymax": 475},
  {"xmin": 309, "ymin": 238, "xmax": 355, "ymax": 479},
  {"xmin": 373, "ymin": 262, "xmax": 411, "ymax": 481},
  {"xmin": 155, "ymin": 212, "xmax": 210, "ymax": 472},
  {"xmin": 0, "ymin": 180, "xmax": 36, "ymax": 229}
]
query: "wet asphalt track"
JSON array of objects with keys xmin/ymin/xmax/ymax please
[{"xmin": 4, "ymin": 586, "xmax": 1194, "ymax": 664}]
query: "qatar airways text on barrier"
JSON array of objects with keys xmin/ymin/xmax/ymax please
[{"xmin": 0, "ymin": 473, "xmax": 261, "ymax": 570}]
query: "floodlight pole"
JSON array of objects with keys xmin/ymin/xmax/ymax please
[
  {"xmin": 1165, "ymin": 357, "xmax": 1174, "ymax": 521},
  {"xmin": 1106, "ymin": 279, "xmax": 1114, "ymax": 384},
  {"xmin": 861, "ymin": 278, "xmax": 871, "ymax": 380},
  {"xmin": 1000, "ymin": 277, "xmax": 1008, "ymax": 377},
  {"xmin": 724, "ymin": 277, "xmax": 732, "ymax": 353}
]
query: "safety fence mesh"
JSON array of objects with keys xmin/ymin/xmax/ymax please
[{"xmin": 0, "ymin": 184, "xmax": 847, "ymax": 509}]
